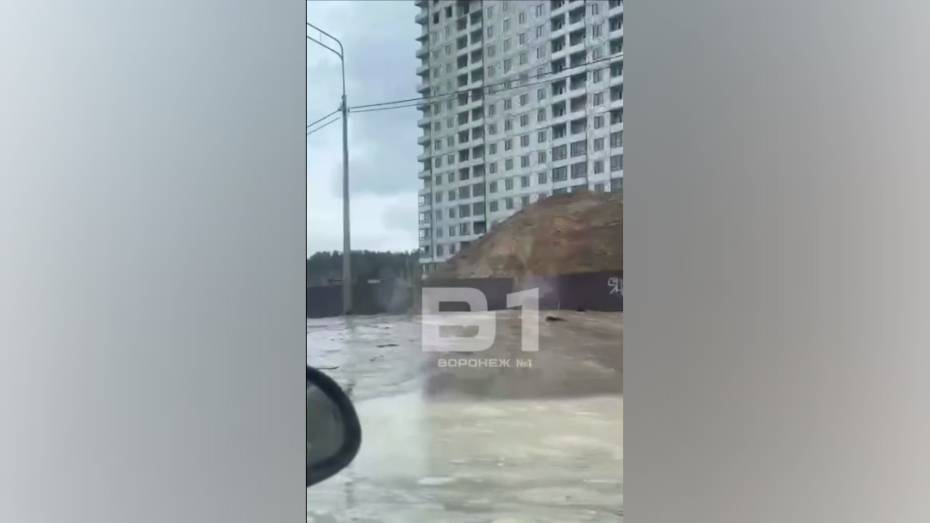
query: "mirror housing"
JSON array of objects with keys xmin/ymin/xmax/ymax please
[{"xmin": 306, "ymin": 366, "xmax": 361, "ymax": 487}]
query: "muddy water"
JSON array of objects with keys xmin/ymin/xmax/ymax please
[{"xmin": 307, "ymin": 311, "xmax": 622, "ymax": 522}]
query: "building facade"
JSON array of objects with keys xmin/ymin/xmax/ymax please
[{"xmin": 416, "ymin": 0, "xmax": 623, "ymax": 271}]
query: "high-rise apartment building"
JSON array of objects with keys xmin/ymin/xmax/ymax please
[{"xmin": 416, "ymin": 0, "xmax": 623, "ymax": 271}]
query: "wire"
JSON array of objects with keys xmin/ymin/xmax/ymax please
[
  {"xmin": 349, "ymin": 101, "xmax": 423, "ymax": 114},
  {"xmin": 306, "ymin": 115, "xmax": 341, "ymax": 136},
  {"xmin": 307, "ymin": 108, "xmax": 341, "ymax": 129},
  {"xmin": 348, "ymin": 52, "xmax": 623, "ymax": 112}
]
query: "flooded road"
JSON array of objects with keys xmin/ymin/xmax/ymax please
[{"xmin": 307, "ymin": 311, "xmax": 622, "ymax": 522}]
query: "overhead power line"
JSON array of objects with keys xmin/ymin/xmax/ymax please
[
  {"xmin": 347, "ymin": 52, "xmax": 623, "ymax": 113},
  {"xmin": 306, "ymin": 115, "xmax": 341, "ymax": 136},
  {"xmin": 307, "ymin": 107, "xmax": 341, "ymax": 129}
]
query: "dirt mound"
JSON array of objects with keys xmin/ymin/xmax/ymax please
[{"xmin": 431, "ymin": 191, "xmax": 622, "ymax": 281}]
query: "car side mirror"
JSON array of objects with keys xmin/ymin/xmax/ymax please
[{"xmin": 306, "ymin": 366, "xmax": 361, "ymax": 487}]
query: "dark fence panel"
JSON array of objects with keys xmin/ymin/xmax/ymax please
[
  {"xmin": 524, "ymin": 271, "xmax": 623, "ymax": 312},
  {"xmin": 309, "ymin": 272, "xmax": 622, "ymax": 318},
  {"xmin": 421, "ymin": 278, "xmax": 515, "ymax": 311},
  {"xmin": 307, "ymin": 280, "xmax": 415, "ymax": 318}
]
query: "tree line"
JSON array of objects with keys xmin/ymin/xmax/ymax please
[{"xmin": 306, "ymin": 250, "xmax": 418, "ymax": 287}]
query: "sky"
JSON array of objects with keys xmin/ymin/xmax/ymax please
[{"xmin": 307, "ymin": 0, "xmax": 420, "ymax": 255}]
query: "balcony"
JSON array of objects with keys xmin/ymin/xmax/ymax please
[
  {"xmin": 415, "ymin": 11, "xmax": 427, "ymax": 24},
  {"xmin": 416, "ymin": 46, "xmax": 428, "ymax": 58}
]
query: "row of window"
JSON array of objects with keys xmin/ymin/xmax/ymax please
[
  {"xmin": 429, "ymin": 156, "xmax": 623, "ymax": 203},
  {"xmin": 426, "ymin": 120, "xmax": 623, "ymax": 169}
]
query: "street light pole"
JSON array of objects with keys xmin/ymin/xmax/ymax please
[{"xmin": 307, "ymin": 23, "xmax": 352, "ymax": 314}]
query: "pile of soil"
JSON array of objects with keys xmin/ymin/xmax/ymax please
[{"xmin": 430, "ymin": 191, "xmax": 622, "ymax": 281}]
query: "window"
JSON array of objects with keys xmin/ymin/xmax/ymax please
[
  {"xmin": 487, "ymin": 25, "xmax": 494, "ymax": 38},
  {"xmin": 594, "ymin": 183, "xmax": 605, "ymax": 192},
  {"xmin": 592, "ymin": 23, "xmax": 602, "ymax": 37},
  {"xmin": 520, "ymin": 134, "xmax": 530, "ymax": 147},
  {"xmin": 552, "ymin": 144, "xmax": 567, "ymax": 161},
  {"xmin": 521, "ymin": 175, "xmax": 530, "ymax": 188},
  {"xmin": 505, "ymin": 197, "xmax": 514, "ymax": 210},
  {"xmin": 488, "ymin": 44, "xmax": 497, "ymax": 57},
  {"xmin": 504, "ymin": 178, "xmax": 514, "ymax": 190},
  {"xmin": 505, "ymin": 158, "xmax": 514, "ymax": 171},
  {"xmin": 594, "ymin": 137, "xmax": 605, "ymax": 151},
  {"xmin": 435, "ymin": 191, "xmax": 443, "ymax": 203},
  {"xmin": 536, "ymin": 25, "xmax": 544, "ymax": 38},
  {"xmin": 488, "ymin": 124, "xmax": 498, "ymax": 136},
  {"xmin": 521, "ymin": 195, "xmax": 530, "ymax": 207},
  {"xmin": 610, "ymin": 154, "xmax": 623, "ymax": 171},
  {"xmin": 594, "ymin": 115, "xmax": 604, "ymax": 129},
  {"xmin": 520, "ymin": 52, "xmax": 528, "ymax": 65},
  {"xmin": 473, "ymin": 202, "xmax": 485, "ymax": 214},
  {"xmin": 487, "ymin": 6, "xmax": 494, "ymax": 17},
  {"xmin": 458, "ymin": 185, "xmax": 471, "ymax": 199},
  {"xmin": 537, "ymin": 151, "xmax": 546, "ymax": 163},
  {"xmin": 571, "ymin": 161, "xmax": 587, "ymax": 178},
  {"xmin": 537, "ymin": 130, "xmax": 547, "ymax": 143},
  {"xmin": 503, "ymin": 58, "xmax": 512, "ymax": 72},
  {"xmin": 434, "ymin": 157, "xmax": 442, "ymax": 168},
  {"xmin": 538, "ymin": 171, "xmax": 548, "ymax": 184},
  {"xmin": 505, "ymin": 119, "xmax": 513, "ymax": 131},
  {"xmin": 570, "ymin": 140, "xmax": 586, "ymax": 157},
  {"xmin": 521, "ymin": 155, "xmax": 530, "ymax": 168},
  {"xmin": 536, "ymin": 4, "xmax": 544, "ymax": 17},
  {"xmin": 593, "ymin": 159, "xmax": 604, "ymax": 173},
  {"xmin": 449, "ymin": 206, "xmax": 456, "ymax": 218},
  {"xmin": 489, "ymin": 142, "xmax": 497, "ymax": 154},
  {"xmin": 489, "ymin": 162, "xmax": 497, "ymax": 174},
  {"xmin": 504, "ymin": 98, "xmax": 512, "ymax": 110},
  {"xmin": 537, "ymin": 108, "xmax": 546, "ymax": 122},
  {"xmin": 519, "ymin": 32, "xmax": 527, "ymax": 45},
  {"xmin": 593, "ymin": 92, "xmax": 604, "ymax": 105},
  {"xmin": 460, "ymin": 222, "xmax": 470, "ymax": 235},
  {"xmin": 489, "ymin": 181, "xmax": 498, "ymax": 193},
  {"xmin": 610, "ymin": 131, "xmax": 623, "ymax": 147},
  {"xmin": 459, "ymin": 204, "xmax": 471, "ymax": 217},
  {"xmin": 520, "ymin": 93, "xmax": 528, "ymax": 106},
  {"xmin": 436, "ymin": 244, "xmax": 444, "ymax": 256},
  {"xmin": 503, "ymin": 18, "xmax": 511, "ymax": 32},
  {"xmin": 519, "ymin": 12, "xmax": 527, "ymax": 24},
  {"xmin": 489, "ymin": 200, "xmax": 499, "ymax": 212},
  {"xmin": 504, "ymin": 138, "xmax": 513, "ymax": 151}
]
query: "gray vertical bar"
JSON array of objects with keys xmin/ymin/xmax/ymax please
[
  {"xmin": 0, "ymin": 1, "xmax": 305, "ymax": 522},
  {"xmin": 627, "ymin": 1, "xmax": 930, "ymax": 522}
]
